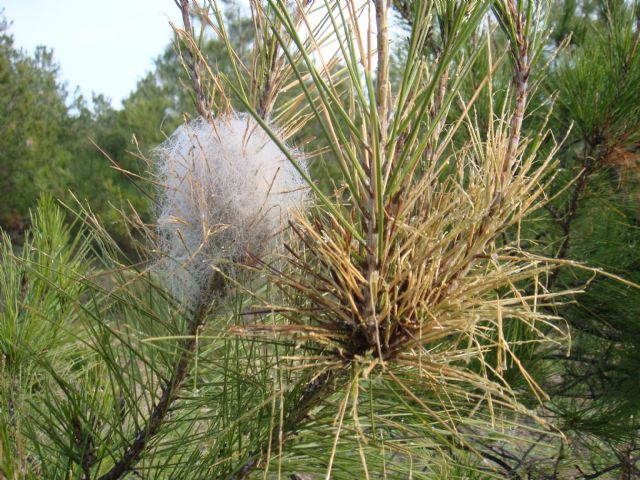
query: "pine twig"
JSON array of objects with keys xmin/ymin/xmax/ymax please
[
  {"xmin": 503, "ymin": 0, "xmax": 531, "ymax": 178},
  {"xmin": 175, "ymin": 0, "xmax": 210, "ymax": 120},
  {"xmin": 229, "ymin": 370, "xmax": 335, "ymax": 480}
]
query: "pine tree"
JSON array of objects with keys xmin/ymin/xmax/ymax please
[{"xmin": 1, "ymin": 1, "xmax": 639, "ymax": 479}]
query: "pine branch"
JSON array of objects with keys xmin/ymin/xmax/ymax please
[
  {"xmin": 546, "ymin": 147, "xmax": 597, "ymax": 290},
  {"xmin": 556, "ymin": 156, "xmax": 595, "ymax": 260},
  {"xmin": 71, "ymin": 414, "xmax": 96, "ymax": 480},
  {"xmin": 97, "ymin": 272, "xmax": 225, "ymax": 480},
  {"xmin": 577, "ymin": 461, "xmax": 627, "ymax": 479}
]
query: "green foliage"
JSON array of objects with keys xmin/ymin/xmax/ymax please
[
  {"xmin": 0, "ymin": 195, "xmax": 92, "ymax": 477},
  {"xmin": 540, "ymin": 0, "xmax": 640, "ymax": 438}
]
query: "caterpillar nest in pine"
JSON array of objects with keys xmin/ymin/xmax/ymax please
[{"xmin": 155, "ymin": 114, "xmax": 308, "ymax": 299}]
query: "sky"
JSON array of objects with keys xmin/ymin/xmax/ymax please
[
  {"xmin": 4, "ymin": 0, "xmax": 181, "ymax": 108},
  {"xmin": 4, "ymin": 1, "xmax": 384, "ymax": 109}
]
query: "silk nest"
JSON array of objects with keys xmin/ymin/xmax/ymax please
[{"xmin": 155, "ymin": 114, "xmax": 308, "ymax": 301}]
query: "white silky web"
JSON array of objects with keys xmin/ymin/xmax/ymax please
[{"xmin": 155, "ymin": 114, "xmax": 308, "ymax": 301}]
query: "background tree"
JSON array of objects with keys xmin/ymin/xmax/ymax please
[{"xmin": 0, "ymin": 15, "xmax": 72, "ymax": 234}]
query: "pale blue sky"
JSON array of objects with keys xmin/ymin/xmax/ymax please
[{"xmin": 4, "ymin": 0, "xmax": 181, "ymax": 107}]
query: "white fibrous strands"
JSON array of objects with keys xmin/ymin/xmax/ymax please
[{"xmin": 155, "ymin": 113, "xmax": 308, "ymax": 300}]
